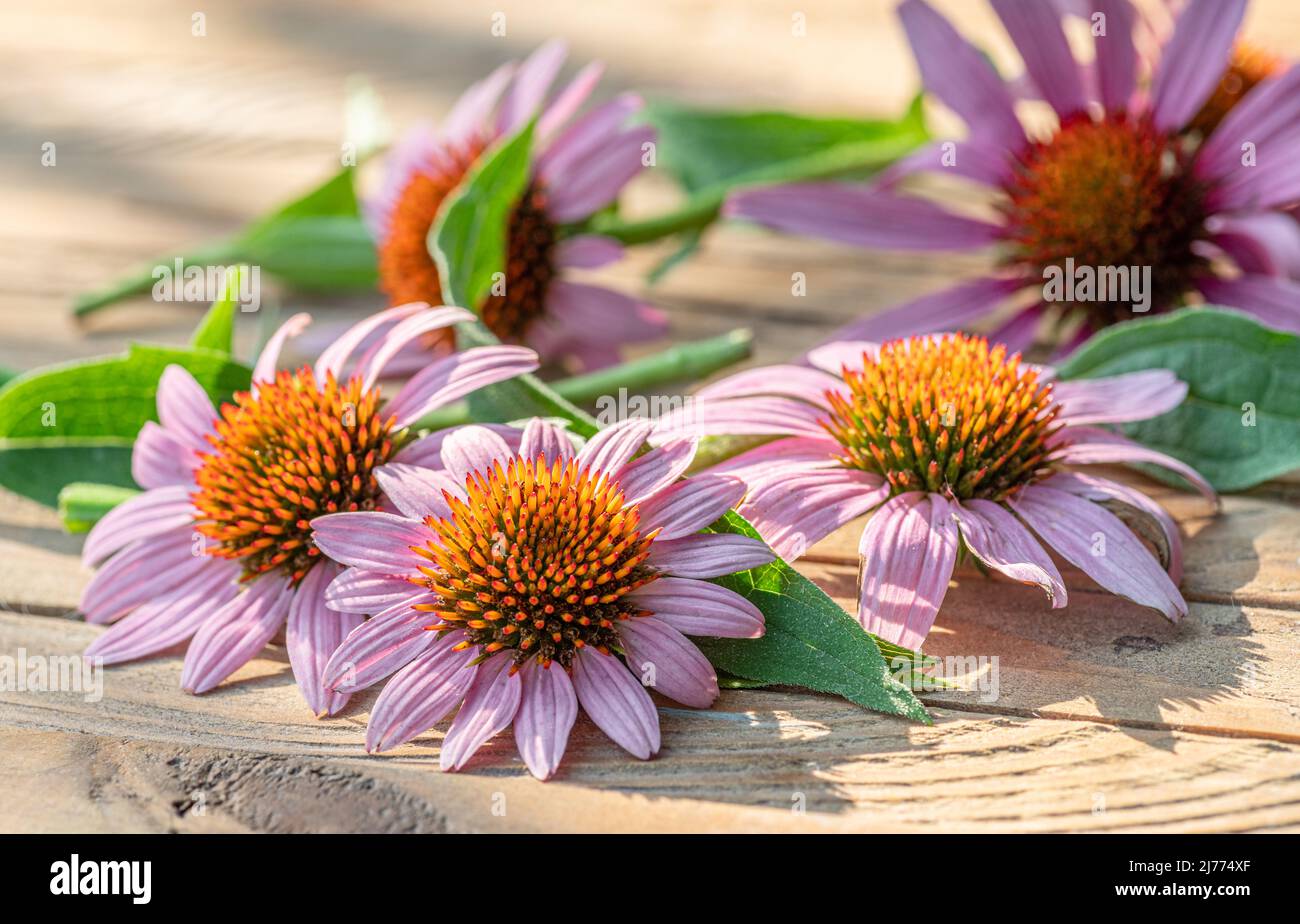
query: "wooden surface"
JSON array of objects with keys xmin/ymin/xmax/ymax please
[{"xmin": 1, "ymin": 0, "xmax": 1298, "ymax": 833}]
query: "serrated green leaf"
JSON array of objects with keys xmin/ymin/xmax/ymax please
[
  {"xmin": 698, "ymin": 512, "xmax": 930, "ymax": 722},
  {"xmin": 432, "ymin": 120, "xmax": 535, "ymax": 312},
  {"xmin": 189, "ymin": 266, "xmax": 244, "ymax": 354},
  {"xmin": 1056, "ymin": 307, "xmax": 1300, "ymax": 491},
  {"xmin": 0, "ymin": 344, "xmax": 251, "ymax": 507}
]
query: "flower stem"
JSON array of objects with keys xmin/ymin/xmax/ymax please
[{"xmin": 73, "ymin": 240, "xmax": 240, "ymax": 318}]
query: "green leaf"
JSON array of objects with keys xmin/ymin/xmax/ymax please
[
  {"xmin": 697, "ymin": 512, "xmax": 931, "ymax": 722},
  {"xmin": 1056, "ymin": 307, "xmax": 1300, "ymax": 491},
  {"xmin": 59, "ymin": 482, "xmax": 141, "ymax": 533},
  {"xmin": 648, "ymin": 95, "xmax": 927, "ymax": 192},
  {"xmin": 0, "ymin": 344, "xmax": 251, "ymax": 506},
  {"xmin": 431, "ymin": 120, "xmax": 535, "ymax": 312},
  {"xmin": 0, "ymin": 366, "xmax": 15, "ymax": 388},
  {"xmin": 189, "ymin": 266, "xmax": 245, "ymax": 354}
]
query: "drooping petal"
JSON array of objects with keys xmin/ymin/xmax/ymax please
[
  {"xmin": 285, "ymin": 563, "xmax": 363, "ymax": 716},
  {"xmin": 512, "ymin": 659, "xmax": 579, "ymax": 780},
  {"xmin": 81, "ymin": 485, "xmax": 195, "ymax": 567},
  {"xmin": 695, "ymin": 365, "xmax": 844, "ymax": 406},
  {"xmin": 725, "ymin": 182, "xmax": 1003, "ymax": 251},
  {"xmin": 314, "ymin": 304, "xmax": 427, "ymax": 382},
  {"xmin": 951, "ymin": 498, "xmax": 1067, "ymax": 607},
  {"xmin": 83, "ymin": 561, "xmax": 242, "ymax": 664},
  {"xmin": 181, "ymin": 575, "xmax": 294, "ymax": 694},
  {"xmin": 637, "ymin": 474, "xmax": 746, "ymax": 540},
  {"xmin": 1053, "ymin": 370, "xmax": 1187, "ymax": 425},
  {"xmin": 646, "ymin": 533, "xmax": 775, "ymax": 579},
  {"xmin": 365, "ymin": 631, "xmax": 477, "ymax": 753},
  {"xmin": 79, "ymin": 527, "xmax": 211, "ymax": 624},
  {"xmin": 439, "ymin": 653, "xmax": 523, "ymax": 771},
  {"xmin": 739, "ymin": 465, "xmax": 889, "ymax": 561},
  {"xmin": 856, "ymin": 492, "xmax": 960, "ymax": 650},
  {"xmin": 1149, "ymin": 0, "xmax": 1247, "ymax": 132},
  {"xmin": 322, "ymin": 603, "xmax": 440, "ymax": 693},
  {"xmin": 1053, "ymin": 426, "xmax": 1216, "ymax": 500},
  {"xmin": 652, "ymin": 396, "xmax": 829, "ymax": 442},
  {"xmin": 374, "ymin": 463, "xmax": 458, "ymax": 521},
  {"xmin": 571, "ymin": 647, "xmax": 659, "ymax": 760},
  {"xmin": 618, "ymin": 618, "xmax": 718, "ymax": 709},
  {"xmin": 1008, "ymin": 483, "xmax": 1186, "ymax": 621},
  {"xmin": 627, "ymin": 577, "xmax": 764, "ymax": 638},
  {"xmin": 311, "ymin": 511, "xmax": 431, "ymax": 573},
  {"xmin": 815, "ymin": 276, "xmax": 1025, "ymax": 346},
  {"xmin": 385, "ymin": 345, "xmax": 540, "ymax": 428},
  {"xmin": 357, "ymin": 306, "xmax": 474, "ymax": 389}
]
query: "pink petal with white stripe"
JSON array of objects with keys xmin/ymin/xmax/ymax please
[
  {"xmin": 81, "ymin": 485, "xmax": 195, "ymax": 567},
  {"xmin": 324, "ymin": 567, "xmax": 424, "ymax": 615},
  {"xmin": 132, "ymin": 421, "xmax": 200, "ymax": 489},
  {"xmin": 439, "ymin": 425, "xmax": 512, "ymax": 484},
  {"xmin": 646, "ymin": 533, "xmax": 775, "ymax": 579},
  {"xmin": 695, "ymin": 365, "xmax": 844, "ymax": 406},
  {"xmin": 615, "ymin": 438, "xmax": 698, "ymax": 506},
  {"xmin": 365, "ymin": 631, "xmax": 477, "ymax": 753},
  {"xmin": 374, "ymin": 463, "xmax": 458, "ymax": 521},
  {"xmin": 181, "ymin": 575, "xmax": 294, "ymax": 694},
  {"xmin": 1053, "ymin": 426, "xmax": 1216, "ymax": 501},
  {"xmin": 576, "ymin": 417, "xmax": 653, "ymax": 476},
  {"xmin": 951, "ymin": 498, "xmax": 1066, "ymax": 607},
  {"xmin": 519, "ymin": 417, "xmax": 576, "ymax": 465},
  {"xmin": 1053, "ymin": 370, "xmax": 1187, "ymax": 425},
  {"xmin": 513, "ymin": 660, "xmax": 579, "ymax": 780},
  {"xmin": 618, "ymin": 617, "xmax": 718, "ymax": 709},
  {"xmin": 79, "ymin": 527, "xmax": 210, "ymax": 624},
  {"xmin": 571, "ymin": 647, "xmax": 659, "ymax": 760},
  {"xmin": 439, "ymin": 653, "xmax": 523, "ymax": 771},
  {"xmin": 311, "ymin": 511, "xmax": 431, "ymax": 573},
  {"xmin": 252, "ymin": 313, "xmax": 311, "ymax": 387},
  {"xmin": 286, "ymin": 563, "xmax": 364, "ymax": 716},
  {"xmin": 322, "ymin": 603, "xmax": 440, "ymax": 693},
  {"xmin": 653, "ymin": 396, "xmax": 829, "ymax": 441},
  {"xmin": 628, "ymin": 577, "xmax": 764, "ymax": 638},
  {"xmin": 385, "ymin": 345, "xmax": 539, "ymax": 427},
  {"xmin": 156, "ymin": 365, "xmax": 217, "ymax": 452},
  {"xmin": 637, "ymin": 474, "xmax": 746, "ymax": 540}
]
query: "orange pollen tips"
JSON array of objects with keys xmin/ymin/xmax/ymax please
[
  {"xmin": 192, "ymin": 369, "xmax": 400, "ymax": 583},
  {"xmin": 822, "ymin": 334, "xmax": 1061, "ymax": 501},
  {"xmin": 377, "ymin": 144, "xmax": 557, "ymax": 344},
  {"xmin": 1002, "ymin": 113, "xmax": 1208, "ymax": 327},
  {"xmin": 416, "ymin": 456, "xmax": 659, "ymax": 669}
]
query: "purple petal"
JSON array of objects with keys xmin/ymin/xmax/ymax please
[
  {"xmin": 324, "ymin": 567, "xmax": 423, "ymax": 615},
  {"xmin": 84, "ymin": 561, "xmax": 241, "ymax": 664},
  {"xmin": 357, "ymin": 306, "xmax": 474, "ymax": 389},
  {"xmin": 285, "ymin": 563, "xmax": 363, "ymax": 716},
  {"xmin": 79, "ymin": 527, "xmax": 211, "ymax": 624},
  {"xmin": 439, "ymin": 425, "xmax": 512, "ymax": 484},
  {"xmin": 314, "ymin": 304, "xmax": 427, "ymax": 382},
  {"xmin": 738, "ymin": 464, "xmax": 888, "ymax": 562},
  {"xmin": 439, "ymin": 653, "xmax": 523, "ymax": 771},
  {"xmin": 1206, "ymin": 213, "xmax": 1300, "ymax": 277},
  {"xmin": 519, "ymin": 418, "xmax": 575, "ymax": 466},
  {"xmin": 575, "ymin": 417, "xmax": 653, "ymax": 476},
  {"xmin": 394, "ymin": 423, "xmax": 522, "ymax": 468},
  {"xmin": 365, "ymin": 631, "xmax": 477, "ymax": 752},
  {"xmin": 628, "ymin": 577, "xmax": 764, "ymax": 638},
  {"xmin": 986, "ymin": 304, "xmax": 1043, "ymax": 354},
  {"xmin": 1150, "ymin": 0, "xmax": 1247, "ymax": 132},
  {"xmin": 555, "ymin": 234, "xmax": 624, "ymax": 269},
  {"xmin": 856, "ymin": 492, "xmax": 959, "ymax": 650},
  {"xmin": 322, "ymin": 603, "xmax": 439, "ymax": 693},
  {"xmin": 1091, "ymin": 0, "xmax": 1138, "ymax": 110},
  {"xmin": 816, "ymin": 276, "xmax": 1025, "ymax": 350},
  {"xmin": 537, "ymin": 60, "xmax": 605, "ymax": 140},
  {"xmin": 695, "ymin": 364, "xmax": 844, "ymax": 406},
  {"xmin": 545, "ymin": 125, "xmax": 655, "ymax": 222},
  {"xmin": 545, "ymin": 281, "xmax": 668, "ymax": 344},
  {"xmin": 512, "ymin": 659, "xmax": 579, "ymax": 780},
  {"xmin": 951, "ymin": 499, "xmax": 1066, "ymax": 606},
  {"xmin": 441, "ymin": 62, "xmax": 515, "ymax": 146},
  {"xmin": 646, "ymin": 533, "xmax": 774, "ymax": 579},
  {"xmin": 1053, "ymin": 371, "xmax": 1187, "ymax": 425},
  {"xmin": 897, "ymin": 0, "xmax": 1025, "ymax": 144},
  {"xmin": 1009, "ymin": 484, "xmax": 1186, "ymax": 621},
  {"xmin": 181, "ymin": 575, "xmax": 294, "ymax": 694},
  {"xmin": 310, "ymin": 511, "xmax": 430, "ymax": 573},
  {"xmin": 252, "ymin": 313, "xmax": 311, "ymax": 386},
  {"xmin": 385, "ymin": 345, "xmax": 539, "ymax": 428},
  {"xmin": 1195, "ymin": 275, "xmax": 1300, "ymax": 334},
  {"xmin": 536, "ymin": 92, "xmax": 643, "ymax": 184},
  {"xmin": 571, "ymin": 647, "xmax": 659, "ymax": 760},
  {"xmin": 497, "ymin": 39, "xmax": 567, "ymax": 136},
  {"xmin": 638, "ymin": 474, "xmax": 746, "ymax": 540},
  {"xmin": 132, "ymin": 422, "xmax": 199, "ymax": 489},
  {"xmin": 156, "ymin": 365, "xmax": 217, "ymax": 452},
  {"xmin": 81, "ymin": 485, "xmax": 194, "ymax": 567},
  {"xmin": 374, "ymin": 463, "xmax": 458, "ymax": 521},
  {"xmin": 991, "ymin": 0, "xmax": 1088, "ymax": 118},
  {"xmin": 615, "ymin": 438, "xmax": 698, "ymax": 506},
  {"xmin": 1198, "ymin": 63, "xmax": 1300, "ymax": 199},
  {"xmin": 725, "ymin": 182, "xmax": 1002, "ymax": 250},
  {"xmin": 1054, "ymin": 426, "xmax": 1216, "ymax": 500},
  {"xmin": 653, "ymin": 395, "xmax": 829, "ymax": 442},
  {"xmin": 618, "ymin": 617, "xmax": 718, "ymax": 709}
]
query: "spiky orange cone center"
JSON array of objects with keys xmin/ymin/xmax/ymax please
[
  {"xmin": 823, "ymin": 334, "xmax": 1061, "ymax": 501},
  {"xmin": 1001, "ymin": 113, "xmax": 1208, "ymax": 326},
  {"xmin": 414, "ymin": 456, "xmax": 659, "ymax": 669},
  {"xmin": 377, "ymin": 143, "xmax": 557, "ymax": 344},
  {"xmin": 192, "ymin": 369, "xmax": 399, "ymax": 582}
]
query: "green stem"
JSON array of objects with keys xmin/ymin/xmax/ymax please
[
  {"xmin": 416, "ymin": 328, "xmax": 753, "ymax": 431},
  {"xmin": 592, "ymin": 127, "xmax": 927, "ymax": 245},
  {"xmin": 58, "ymin": 482, "xmax": 141, "ymax": 533},
  {"xmin": 73, "ymin": 240, "xmax": 240, "ymax": 318}
]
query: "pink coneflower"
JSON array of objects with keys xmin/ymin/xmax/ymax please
[
  {"xmin": 79, "ymin": 304, "xmax": 538, "ymax": 715},
  {"xmin": 728, "ymin": 0, "xmax": 1300, "ymax": 350},
  {"xmin": 652, "ymin": 333, "xmax": 1215, "ymax": 650},
  {"xmin": 368, "ymin": 40, "xmax": 666, "ymax": 371},
  {"xmin": 310, "ymin": 417, "xmax": 770, "ymax": 779}
]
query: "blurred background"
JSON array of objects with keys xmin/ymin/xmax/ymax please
[{"xmin": 4, "ymin": 0, "xmax": 1299, "ymax": 369}]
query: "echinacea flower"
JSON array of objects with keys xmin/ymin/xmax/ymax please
[
  {"xmin": 728, "ymin": 0, "xmax": 1300, "ymax": 351},
  {"xmin": 310, "ymin": 417, "xmax": 771, "ymax": 779},
  {"xmin": 652, "ymin": 333, "xmax": 1215, "ymax": 650},
  {"xmin": 79, "ymin": 304, "xmax": 538, "ymax": 715},
  {"xmin": 367, "ymin": 40, "xmax": 667, "ymax": 371}
]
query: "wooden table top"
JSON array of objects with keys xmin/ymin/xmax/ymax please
[{"xmin": 2, "ymin": 0, "xmax": 1297, "ymax": 833}]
